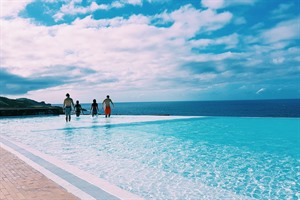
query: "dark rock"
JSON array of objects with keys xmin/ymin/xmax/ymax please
[{"xmin": 0, "ymin": 96, "xmax": 63, "ymax": 116}]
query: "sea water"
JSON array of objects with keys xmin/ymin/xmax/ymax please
[
  {"xmin": 71, "ymin": 99, "xmax": 300, "ymax": 117},
  {"xmin": 0, "ymin": 115, "xmax": 299, "ymax": 199}
]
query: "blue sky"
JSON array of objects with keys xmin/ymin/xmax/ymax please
[{"xmin": 0, "ymin": 0, "xmax": 299, "ymax": 103}]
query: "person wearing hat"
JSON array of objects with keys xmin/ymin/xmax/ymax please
[{"xmin": 63, "ymin": 93, "xmax": 75, "ymax": 122}]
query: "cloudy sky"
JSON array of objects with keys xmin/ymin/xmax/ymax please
[{"xmin": 1, "ymin": 0, "xmax": 299, "ymax": 103}]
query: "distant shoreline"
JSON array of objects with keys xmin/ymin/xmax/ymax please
[
  {"xmin": 0, "ymin": 96, "xmax": 63, "ymax": 116},
  {"xmin": 0, "ymin": 107, "xmax": 63, "ymax": 117}
]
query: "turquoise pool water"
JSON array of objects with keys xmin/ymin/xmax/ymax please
[{"xmin": 1, "ymin": 115, "xmax": 299, "ymax": 199}]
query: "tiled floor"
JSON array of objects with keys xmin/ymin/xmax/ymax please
[{"xmin": 0, "ymin": 147, "xmax": 79, "ymax": 200}]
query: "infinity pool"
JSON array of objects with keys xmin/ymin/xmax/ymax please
[{"xmin": 1, "ymin": 115, "xmax": 299, "ymax": 199}]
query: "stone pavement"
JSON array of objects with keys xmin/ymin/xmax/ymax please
[{"xmin": 0, "ymin": 147, "xmax": 79, "ymax": 200}]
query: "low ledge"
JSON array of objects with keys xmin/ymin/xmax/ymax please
[{"xmin": 0, "ymin": 107, "xmax": 64, "ymax": 116}]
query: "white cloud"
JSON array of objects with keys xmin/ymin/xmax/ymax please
[
  {"xmin": 261, "ymin": 17, "xmax": 300, "ymax": 44},
  {"xmin": 127, "ymin": 0, "xmax": 143, "ymax": 6},
  {"xmin": 0, "ymin": 2, "xmax": 235, "ymax": 102},
  {"xmin": 59, "ymin": 0, "xmax": 101, "ymax": 15},
  {"xmin": 0, "ymin": 0, "xmax": 33, "ymax": 18},
  {"xmin": 294, "ymin": 56, "xmax": 300, "ymax": 62},
  {"xmin": 271, "ymin": 3, "xmax": 294, "ymax": 19},
  {"xmin": 1, "ymin": 1, "xmax": 298, "ymax": 102},
  {"xmin": 147, "ymin": 0, "xmax": 170, "ymax": 3},
  {"xmin": 239, "ymin": 85, "xmax": 247, "ymax": 90},
  {"xmin": 52, "ymin": 0, "xmax": 144, "ymax": 21},
  {"xmin": 190, "ymin": 33, "xmax": 239, "ymax": 49},
  {"xmin": 256, "ymin": 88, "xmax": 265, "ymax": 94},
  {"xmin": 244, "ymin": 58, "xmax": 263, "ymax": 67},
  {"xmin": 167, "ymin": 5, "xmax": 232, "ymax": 38},
  {"xmin": 194, "ymin": 73, "xmax": 217, "ymax": 81},
  {"xmin": 53, "ymin": 1, "xmax": 119, "ymax": 21},
  {"xmin": 215, "ymin": 33, "xmax": 239, "ymax": 49},
  {"xmin": 234, "ymin": 16, "xmax": 246, "ymax": 25},
  {"xmin": 201, "ymin": 0, "xmax": 257, "ymax": 9},
  {"xmin": 272, "ymin": 57, "xmax": 285, "ymax": 64},
  {"xmin": 0, "ymin": 3, "xmax": 235, "ymax": 76},
  {"xmin": 111, "ymin": 1, "xmax": 124, "ymax": 8},
  {"xmin": 224, "ymin": 0, "xmax": 258, "ymax": 7},
  {"xmin": 201, "ymin": 0, "xmax": 224, "ymax": 9}
]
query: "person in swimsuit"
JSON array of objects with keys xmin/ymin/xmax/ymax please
[
  {"xmin": 63, "ymin": 93, "xmax": 75, "ymax": 122},
  {"xmin": 102, "ymin": 95, "xmax": 114, "ymax": 118},
  {"xmin": 74, "ymin": 100, "xmax": 82, "ymax": 117},
  {"xmin": 90, "ymin": 99, "xmax": 99, "ymax": 117}
]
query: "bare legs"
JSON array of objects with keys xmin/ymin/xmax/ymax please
[{"xmin": 66, "ymin": 115, "xmax": 71, "ymax": 122}]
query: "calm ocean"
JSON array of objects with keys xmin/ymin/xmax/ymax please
[{"xmin": 73, "ymin": 99, "xmax": 300, "ymax": 118}]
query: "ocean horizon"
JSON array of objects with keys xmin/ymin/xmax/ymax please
[{"xmin": 56, "ymin": 99, "xmax": 300, "ymax": 118}]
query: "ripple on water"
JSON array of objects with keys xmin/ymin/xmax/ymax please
[{"xmin": 1, "ymin": 115, "xmax": 299, "ymax": 199}]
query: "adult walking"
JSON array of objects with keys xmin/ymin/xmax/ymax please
[
  {"xmin": 102, "ymin": 95, "xmax": 114, "ymax": 118},
  {"xmin": 63, "ymin": 93, "xmax": 75, "ymax": 122}
]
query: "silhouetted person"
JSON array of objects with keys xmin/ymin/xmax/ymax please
[
  {"xmin": 91, "ymin": 99, "xmax": 99, "ymax": 117},
  {"xmin": 63, "ymin": 93, "xmax": 75, "ymax": 122},
  {"xmin": 74, "ymin": 100, "xmax": 82, "ymax": 117},
  {"xmin": 102, "ymin": 95, "xmax": 114, "ymax": 118}
]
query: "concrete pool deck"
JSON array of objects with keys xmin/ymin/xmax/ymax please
[
  {"xmin": 0, "ymin": 146, "xmax": 79, "ymax": 200},
  {"xmin": 0, "ymin": 137, "xmax": 142, "ymax": 200}
]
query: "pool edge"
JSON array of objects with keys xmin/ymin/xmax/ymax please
[{"xmin": 0, "ymin": 136, "xmax": 143, "ymax": 200}]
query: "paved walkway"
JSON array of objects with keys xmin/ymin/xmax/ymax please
[{"xmin": 0, "ymin": 147, "xmax": 79, "ymax": 200}]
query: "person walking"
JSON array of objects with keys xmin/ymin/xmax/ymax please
[
  {"xmin": 63, "ymin": 93, "xmax": 75, "ymax": 122},
  {"xmin": 91, "ymin": 99, "xmax": 99, "ymax": 117},
  {"xmin": 74, "ymin": 100, "xmax": 82, "ymax": 117},
  {"xmin": 102, "ymin": 95, "xmax": 114, "ymax": 118}
]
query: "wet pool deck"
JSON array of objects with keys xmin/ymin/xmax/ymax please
[{"xmin": 0, "ymin": 146, "xmax": 78, "ymax": 200}]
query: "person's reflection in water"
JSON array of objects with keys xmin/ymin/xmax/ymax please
[
  {"xmin": 63, "ymin": 123, "xmax": 75, "ymax": 144},
  {"xmin": 90, "ymin": 116, "xmax": 99, "ymax": 129}
]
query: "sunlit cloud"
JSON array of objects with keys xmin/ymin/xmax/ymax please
[
  {"xmin": 0, "ymin": 0, "xmax": 34, "ymax": 18},
  {"xmin": 1, "ymin": 0, "xmax": 299, "ymax": 102}
]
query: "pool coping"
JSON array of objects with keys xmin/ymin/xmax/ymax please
[{"xmin": 0, "ymin": 136, "xmax": 143, "ymax": 200}]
